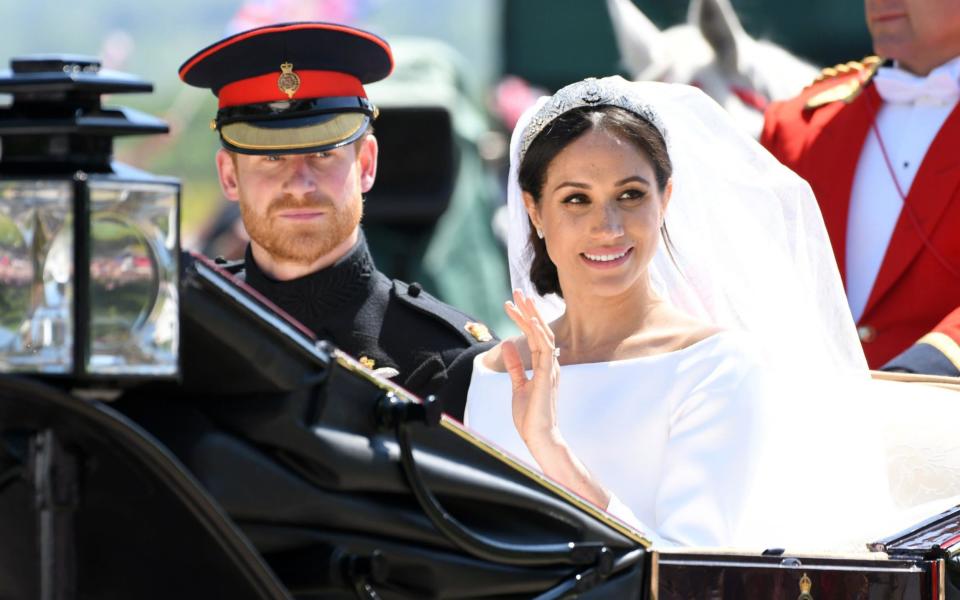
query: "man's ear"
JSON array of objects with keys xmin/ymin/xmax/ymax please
[
  {"xmin": 522, "ymin": 191, "xmax": 542, "ymax": 233},
  {"xmin": 357, "ymin": 134, "xmax": 378, "ymax": 193},
  {"xmin": 215, "ymin": 149, "xmax": 241, "ymax": 202}
]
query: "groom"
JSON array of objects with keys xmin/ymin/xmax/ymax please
[
  {"xmin": 178, "ymin": 22, "xmax": 495, "ymax": 414},
  {"xmin": 761, "ymin": 0, "xmax": 960, "ymax": 376}
]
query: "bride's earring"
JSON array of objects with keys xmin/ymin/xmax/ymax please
[{"xmin": 536, "ymin": 227, "xmax": 544, "ymax": 240}]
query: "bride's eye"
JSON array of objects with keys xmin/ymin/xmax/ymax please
[
  {"xmin": 561, "ymin": 193, "xmax": 589, "ymax": 205},
  {"xmin": 618, "ymin": 189, "xmax": 646, "ymax": 202}
]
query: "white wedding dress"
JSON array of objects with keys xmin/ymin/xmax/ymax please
[
  {"xmin": 465, "ymin": 332, "xmax": 960, "ymax": 550},
  {"xmin": 466, "ymin": 76, "xmax": 960, "ymax": 551},
  {"xmin": 466, "ymin": 331, "xmax": 770, "ymax": 547}
]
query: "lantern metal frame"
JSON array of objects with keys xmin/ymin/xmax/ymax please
[{"xmin": 0, "ymin": 54, "xmax": 180, "ymax": 381}]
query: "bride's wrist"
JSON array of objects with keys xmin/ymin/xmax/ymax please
[
  {"xmin": 523, "ymin": 427, "xmax": 569, "ymax": 465},
  {"xmin": 521, "ymin": 424, "xmax": 564, "ymax": 448}
]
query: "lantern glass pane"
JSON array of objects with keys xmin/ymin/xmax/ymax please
[
  {"xmin": 87, "ymin": 180, "xmax": 178, "ymax": 376},
  {"xmin": 0, "ymin": 180, "xmax": 73, "ymax": 373}
]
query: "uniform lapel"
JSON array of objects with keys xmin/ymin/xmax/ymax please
[
  {"xmin": 862, "ymin": 101, "xmax": 960, "ymax": 317},
  {"xmin": 801, "ymin": 85, "xmax": 879, "ymax": 283}
]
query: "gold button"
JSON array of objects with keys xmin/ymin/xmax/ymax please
[{"xmin": 857, "ymin": 325, "xmax": 876, "ymax": 342}]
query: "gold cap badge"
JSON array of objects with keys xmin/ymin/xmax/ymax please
[
  {"xmin": 465, "ymin": 322, "xmax": 493, "ymax": 343},
  {"xmin": 797, "ymin": 573, "xmax": 813, "ymax": 600},
  {"xmin": 277, "ymin": 62, "xmax": 301, "ymax": 99},
  {"xmin": 359, "ymin": 356, "xmax": 375, "ymax": 370}
]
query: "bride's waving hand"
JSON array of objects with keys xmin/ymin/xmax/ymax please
[
  {"xmin": 501, "ymin": 289, "xmax": 611, "ymax": 510},
  {"xmin": 502, "ymin": 289, "xmax": 558, "ymax": 443}
]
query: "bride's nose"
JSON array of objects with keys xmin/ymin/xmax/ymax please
[{"xmin": 591, "ymin": 202, "xmax": 625, "ymax": 238}]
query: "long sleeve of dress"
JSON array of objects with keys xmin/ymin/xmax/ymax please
[
  {"xmin": 653, "ymin": 359, "xmax": 767, "ymax": 546},
  {"xmin": 465, "ymin": 331, "xmax": 773, "ymax": 548}
]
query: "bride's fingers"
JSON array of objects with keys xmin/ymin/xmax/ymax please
[
  {"xmin": 507, "ymin": 296, "xmax": 543, "ymax": 352},
  {"xmin": 529, "ymin": 317, "xmax": 556, "ymax": 371},
  {"xmin": 513, "ymin": 289, "xmax": 538, "ymax": 326},
  {"xmin": 521, "ymin": 293, "xmax": 555, "ymax": 345},
  {"xmin": 501, "ymin": 340, "xmax": 528, "ymax": 391},
  {"xmin": 514, "ymin": 289, "xmax": 555, "ymax": 347},
  {"xmin": 507, "ymin": 293, "xmax": 555, "ymax": 366},
  {"xmin": 515, "ymin": 289, "xmax": 539, "ymax": 323},
  {"xmin": 512, "ymin": 288, "xmax": 526, "ymax": 308},
  {"xmin": 530, "ymin": 320, "xmax": 559, "ymax": 377},
  {"xmin": 505, "ymin": 301, "xmax": 535, "ymax": 341},
  {"xmin": 506, "ymin": 301, "xmax": 548, "ymax": 365}
]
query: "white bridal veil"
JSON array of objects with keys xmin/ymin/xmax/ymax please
[
  {"xmin": 507, "ymin": 77, "xmax": 865, "ymax": 376},
  {"xmin": 505, "ymin": 77, "xmax": 960, "ymax": 549}
]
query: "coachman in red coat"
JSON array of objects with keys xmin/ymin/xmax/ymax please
[{"xmin": 761, "ymin": 57, "xmax": 960, "ymax": 374}]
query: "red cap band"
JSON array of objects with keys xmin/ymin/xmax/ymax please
[{"xmin": 217, "ymin": 69, "xmax": 366, "ymax": 109}]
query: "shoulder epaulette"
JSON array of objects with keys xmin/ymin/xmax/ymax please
[
  {"xmin": 805, "ymin": 56, "xmax": 882, "ymax": 110},
  {"xmin": 391, "ymin": 280, "xmax": 495, "ymax": 345}
]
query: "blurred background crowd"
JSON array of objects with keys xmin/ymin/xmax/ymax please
[{"xmin": 0, "ymin": 0, "xmax": 874, "ymax": 333}]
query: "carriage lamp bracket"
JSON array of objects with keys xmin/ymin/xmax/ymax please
[{"xmin": 375, "ymin": 391, "xmax": 442, "ymax": 430}]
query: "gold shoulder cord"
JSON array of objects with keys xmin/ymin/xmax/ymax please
[{"xmin": 806, "ymin": 56, "xmax": 882, "ymax": 109}]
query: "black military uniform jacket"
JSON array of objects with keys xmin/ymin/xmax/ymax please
[{"xmin": 237, "ymin": 232, "xmax": 494, "ymax": 418}]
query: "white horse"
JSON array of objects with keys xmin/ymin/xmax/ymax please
[{"xmin": 606, "ymin": 0, "xmax": 819, "ymax": 137}]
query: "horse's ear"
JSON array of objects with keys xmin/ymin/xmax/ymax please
[
  {"xmin": 689, "ymin": 0, "xmax": 746, "ymax": 75},
  {"xmin": 606, "ymin": 0, "xmax": 669, "ymax": 80}
]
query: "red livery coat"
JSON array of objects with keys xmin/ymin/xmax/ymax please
[{"xmin": 761, "ymin": 59, "xmax": 960, "ymax": 368}]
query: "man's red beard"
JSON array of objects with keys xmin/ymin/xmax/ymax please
[{"xmin": 240, "ymin": 192, "xmax": 363, "ymax": 265}]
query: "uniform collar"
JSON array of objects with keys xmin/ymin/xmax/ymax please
[{"xmin": 243, "ymin": 229, "xmax": 376, "ymax": 314}]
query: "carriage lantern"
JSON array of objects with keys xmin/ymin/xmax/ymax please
[{"xmin": 0, "ymin": 55, "xmax": 179, "ymax": 379}]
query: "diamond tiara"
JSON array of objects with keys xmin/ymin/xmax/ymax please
[{"xmin": 518, "ymin": 77, "xmax": 667, "ymax": 164}]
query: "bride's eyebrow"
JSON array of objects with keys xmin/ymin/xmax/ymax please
[
  {"xmin": 615, "ymin": 175, "xmax": 651, "ymax": 186},
  {"xmin": 552, "ymin": 181, "xmax": 590, "ymax": 192},
  {"xmin": 552, "ymin": 175, "xmax": 651, "ymax": 193}
]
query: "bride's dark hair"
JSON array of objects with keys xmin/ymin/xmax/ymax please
[{"xmin": 518, "ymin": 105, "xmax": 673, "ymax": 298}]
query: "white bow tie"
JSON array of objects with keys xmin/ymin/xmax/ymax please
[{"xmin": 874, "ymin": 66, "xmax": 960, "ymax": 105}]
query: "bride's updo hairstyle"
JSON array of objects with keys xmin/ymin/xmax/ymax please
[{"xmin": 518, "ymin": 105, "xmax": 673, "ymax": 297}]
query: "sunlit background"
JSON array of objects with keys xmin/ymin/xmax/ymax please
[{"xmin": 0, "ymin": 0, "xmax": 872, "ymax": 331}]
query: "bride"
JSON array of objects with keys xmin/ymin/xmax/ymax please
[{"xmin": 463, "ymin": 76, "xmax": 960, "ymax": 549}]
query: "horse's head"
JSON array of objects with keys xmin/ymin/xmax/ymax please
[{"xmin": 607, "ymin": 0, "xmax": 819, "ymax": 137}]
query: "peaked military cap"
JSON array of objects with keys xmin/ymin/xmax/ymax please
[{"xmin": 179, "ymin": 22, "xmax": 393, "ymax": 155}]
